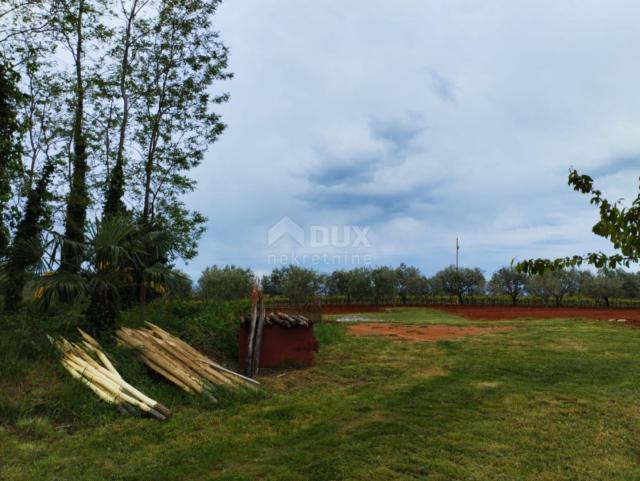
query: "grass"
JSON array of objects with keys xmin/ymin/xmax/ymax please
[
  {"xmin": 324, "ymin": 307, "xmax": 480, "ymax": 326},
  {"xmin": 3, "ymin": 307, "xmax": 640, "ymax": 480}
]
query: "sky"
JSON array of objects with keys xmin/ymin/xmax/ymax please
[{"xmin": 178, "ymin": 0, "xmax": 640, "ymax": 280}]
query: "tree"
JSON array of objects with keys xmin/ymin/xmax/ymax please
[
  {"xmin": 527, "ymin": 269, "xmax": 580, "ymax": 306},
  {"xmin": 102, "ymin": 0, "xmax": 149, "ymax": 218},
  {"xmin": 488, "ymin": 266, "xmax": 528, "ymax": 305},
  {"xmin": 0, "ymin": 57, "xmax": 25, "ymax": 256},
  {"xmin": 129, "ymin": 0, "xmax": 230, "ymax": 261},
  {"xmin": 263, "ymin": 268, "xmax": 284, "ymax": 296},
  {"xmin": 432, "ymin": 266, "xmax": 485, "ymax": 304},
  {"xmin": 347, "ymin": 267, "xmax": 373, "ymax": 303},
  {"xmin": 280, "ymin": 265, "xmax": 319, "ymax": 304},
  {"xmin": 2, "ymin": 158, "xmax": 55, "ymax": 311},
  {"xmin": 519, "ymin": 169, "xmax": 640, "ymax": 274},
  {"xmin": 325, "ymin": 270, "xmax": 350, "ymax": 300},
  {"xmin": 35, "ymin": 216, "xmax": 181, "ymax": 334},
  {"xmin": 57, "ymin": 0, "xmax": 99, "ymax": 273},
  {"xmin": 619, "ymin": 271, "xmax": 640, "ymax": 298},
  {"xmin": 166, "ymin": 269, "xmax": 193, "ymax": 299},
  {"xmin": 371, "ymin": 266, "xmax": 398, "ymax": 303},
  {"xmin": 263, "ymin": 265, "xmax": 319, "ymax": 303},
  {"xmin": 405, "ymin": 272, "xmax": 430, "ymax": 302},
  {"xmin": 396, "ymin": 263, "xmax": 423, "ymax": 303},
  {"xmin": 197, "ymin": 265, "xmax": 253, "ymax": 301},
  {"xmin": 580, "ymin": 269, "xmax": 624, "ymax": 307}
]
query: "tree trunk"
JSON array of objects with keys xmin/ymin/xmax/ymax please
[
  {"xmin": 61, "ymin": 0, "xmax": 88, "ymax": 273},
  {"xmin": 84, "ymin": 287, "xmax": 119, "ymax": 336},
  {"xmin": 104, "ymin": 0, "xmax": 138, "ymax": 218}
]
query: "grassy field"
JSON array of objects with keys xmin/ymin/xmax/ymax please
[{"xmin": 3, "ymin": 307, "xmax": 640, "ymax": 480}]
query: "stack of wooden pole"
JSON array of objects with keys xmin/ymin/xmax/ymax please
[
  {"xmin": 244, "ymin": 279, "xmax": 266, "ymax": 378},
  {"xmin": 49, "ymin": 329, "xmax": 171, "ymax": 420},
  {"xmin": 242, "ymin": 311, "xmax": 312, "ymax": 328},
  {"xmin": 116, "ymin": 322, "xmax": 258, "ymax": 402}
]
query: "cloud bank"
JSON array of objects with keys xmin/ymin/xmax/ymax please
[{"xmin": 179, "ymin": 0, "xmax": 640, "ymax": 280}]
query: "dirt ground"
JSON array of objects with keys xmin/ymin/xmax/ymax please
[
  {"xmin": 347, "ymin": 323, "xmax": 514, "ymax": 342},
  {"xmin": 320, "ymin": 304, "xmax": 640, "ymax": 324},
  {"xmin": 433, "ymin": 305, "xmax": 640, "ymax": 323}
]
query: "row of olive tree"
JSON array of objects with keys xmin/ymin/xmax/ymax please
[{"xmin": 195, "ymin": 263, "xmax": 640, "ymax": 306}]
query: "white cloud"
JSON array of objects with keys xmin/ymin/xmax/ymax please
[{"xmin": 178, "ymin": 0, "xmax": 640, "ymax": 280}]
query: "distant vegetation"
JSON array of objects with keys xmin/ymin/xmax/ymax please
[{"xmin": 195, "ymin": 263, "xmax": 640, "ymax": 307}]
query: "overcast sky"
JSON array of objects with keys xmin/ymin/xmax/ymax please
[{"xmin": 178, "ymin": 0, "xmax": 640, "ymax": 280}]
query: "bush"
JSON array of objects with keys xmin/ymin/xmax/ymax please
[{"xmin": 120, "ymin": 298, "xmax": 249, "ymax": 360}]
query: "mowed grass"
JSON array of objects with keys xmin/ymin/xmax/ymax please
[{"xmin": 3, "ymin": 308, "xmax": 640, "ymax": 480}]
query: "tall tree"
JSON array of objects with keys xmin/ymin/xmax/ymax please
[
  {"xmin": 58, "ymin": 0, "xmax": 92, "ymax": 272},
  {"xmin": 3, "ymin": 157, "xmax": 55, "ymax": 311},
  {"xmin": 0, "ymin": 57, "xmax": 24, "ymax": 256},
  {"xmin": 130, "ymin": 0, "xmax": 230, "ymax": 260},
  {"xmin": 103, "ymin": 0, "xmax": 149, "ymax": 217}
]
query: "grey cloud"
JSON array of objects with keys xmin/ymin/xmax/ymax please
[
  {"xmin": 590, "ymin": 155, "xmax": 640, "ymax": 178},
  {"xmin": 307, "ymin": 152, "xmax": 379, "ymax": 186},
  {"xmin": 369, "ymin": 114, "xmax": 425, "ymax": 154},
  {"xmin": 305, "ymin": 113, "xmax": 426, "ymax": 188},
  {"xmin": 428, "ymin": 69, "xmax": 457, "ymax": 103}
]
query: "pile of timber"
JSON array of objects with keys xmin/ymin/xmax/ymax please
[
  {"xmin": 116, "ymin": 322, "xmax": 258, "ymax": 402},
  {"xmin": 49, "ymin": 329, "xmax": 171, "ymax": 420},
  {"xmin": 242, "ymin": 311, "xmax": 313, "ymax": 328}
]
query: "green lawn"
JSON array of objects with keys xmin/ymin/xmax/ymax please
[{"xmin": 3, "ymin": 308, "xmax": 640, "ymax": 480}]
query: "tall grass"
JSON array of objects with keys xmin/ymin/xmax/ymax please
[{"xmin": 0, "ymin": 298, "xmax": 251, "ymax": 428}]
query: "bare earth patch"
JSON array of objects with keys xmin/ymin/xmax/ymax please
[{"xmin": 347, "ymin": 323, "xmax": 514, "ymax": 342}]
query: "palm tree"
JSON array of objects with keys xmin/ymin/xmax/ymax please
[{"xmin": 35, "ymin": 216, "xmax": 184, "ymax": 335}]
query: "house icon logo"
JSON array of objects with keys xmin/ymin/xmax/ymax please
[{"xmin": 267, "ymin": 216, "xmax": 305, "ymax": 246}]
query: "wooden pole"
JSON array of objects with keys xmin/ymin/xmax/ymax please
[
  {"xmin": 244, "ymin": 280, "xmax": 260, "ymax": 376},
  {"xmin": 252, "ymin": 290, "xmax": 266, "ymax": 376}
]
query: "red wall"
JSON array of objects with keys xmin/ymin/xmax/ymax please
[{"xmin": 239, "ymin": 324, "xmax": 318, "ymax": 368}]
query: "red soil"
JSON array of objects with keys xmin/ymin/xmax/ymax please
[
  {"xmin": 432, "ymin": 305, "xmax": 640, "ymax": 324},
  {"xmin": 347, "ymin": 323, "xmax": 514, "ymax": 342},
  {"xmin": 319, "ymin": 304, "xmax": 640, "ymax": 325}
]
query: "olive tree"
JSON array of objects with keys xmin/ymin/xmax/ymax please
[
  {"xmin": 527, "ymin": 269, "xmax": 581, "ymax": 306},
  {"xmin": 197, "ymin": 265, "xmax": 254, "ymax": 301},
  {"xmin": 488, "ymin": 266, "xmax": 528, "ymax": 305},
  {"xmin": 371, "ymin": 266, "xmax": 398, "ymax": 304},
  {"xmin": 580, "ymin": 269, "xmax": 624, "ymax": 307},
  {"xmin": 432, "ymin": 266, "xmax": 485, "ymax": 304}
]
